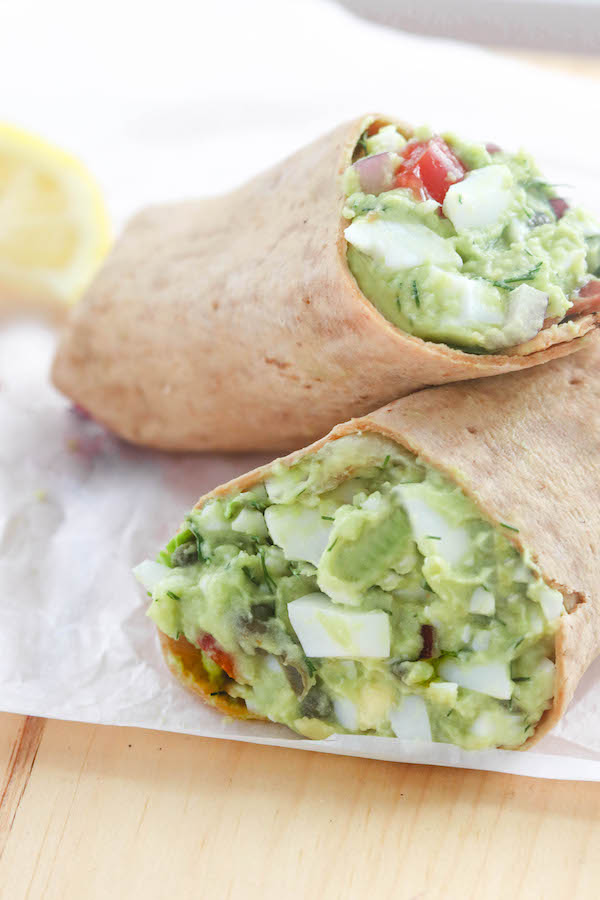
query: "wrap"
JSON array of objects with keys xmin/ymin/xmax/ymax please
[
  {"xmin": 52, "ymin": 115, "xmax": 598, "ymax": 452},
  {"xmin": 155, "ymin": 335, "xmax": 600, "ymax": 748}
]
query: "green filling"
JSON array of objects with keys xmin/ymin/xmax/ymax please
[
  {"xmin": 343, "ymin": 123, "xmax": 599, "ymax": 352},
  {"xmin": 144, "ymin": 434, "xmax": 563, "ymax": 750}
]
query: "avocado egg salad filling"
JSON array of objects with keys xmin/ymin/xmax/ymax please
[
  {"xmin": 135, "ymin": 434, "xmax": 564, "ymax": 750},
  {"xmin": 343, "ymin": 120, "xmax": 600, "ymax": 352}
]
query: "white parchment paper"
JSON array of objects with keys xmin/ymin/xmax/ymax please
[{"xmin": 2, "ymin": 0, "xmax": 600, "ymax": 778}]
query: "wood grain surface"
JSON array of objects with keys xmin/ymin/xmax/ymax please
[
  {"xmin": 0, "ymin": 714, "xmax": 599, "ymax": 899},
  {"xmin": 3, "ymin": 49, "xmax": 600, "ymax": 900}
]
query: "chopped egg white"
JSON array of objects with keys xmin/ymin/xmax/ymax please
[
  {"xmin": 394, "ymin": 485, "xmax": 469, "ymax": 566},
  {"xmin": 333, "ymin": 696, "xmax": 359, "ymax": 731},
  {"xmin": 264, "ymin": 654, "xmax": 282, "ymax": 673},
  {"xmin": 503, "ymin": 284, "xmax": 548, "ymax": 346},
  {"xmin": 527, "ymin": 581, "xmax": 565, "ymax": 622},
  {"xmin": 231, "ymin": 508, "xmax": 268, "ymax": 537},
  {"xmin": 344, "ymin": 219, "xmax": 461, "ymax": 271},
  {"xmin": 472, "ymin": 631, "xmax": 491, "ymax": 652},
  {"xmin": 365, "ymin": 124, "xmax": 407, "ymax": 155},
  {"xmin": 264, "ymin": 505, "xmax": 332, "ymax": 567},
  {"xmin": 443, "ymin": 164, "xmax": 514, "ymax": 231},
  {"xmin": 536, "ymin": 658, "xmax": 556, "ymax": 696},
  {"xmin": 389, "ymin": 695, "xmax": 432, "ymax": 742},
  {"xmin": 438, "ymin": 659, "xmax": 513, "ymax": 700},
  {"xmin": 470, "ymin": 587, "xmax": 496, "ymax": 616},
  {"xmin": 430, "ymin": 269, "xmax": 505, "ymax": 328},
  {"xmin": 471, "ymin": 710, "xmax": 523, "ymax": 745},
  {"xmin": 287, "ymin": 593, "xmax": 391, "ymax": 658},
  {"xmin": 133, "ymin": 560, "xmax": 172, "ymax": 593}
]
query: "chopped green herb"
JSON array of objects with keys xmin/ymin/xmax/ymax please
[
  {"xmin": 513, "ymin": 637, "xmax": 525, "ymax": 650},
  {"xmin": 513, "ymin": 677, "xmax": 531, "ymax": 683},
  {"xmin": 210, "ymin": 691, "xmax": 229, "ymax": 697},
  {"xmin": 382, "ymin": 454, "xmax": 390, "ymax": 468},
  {"xmin": 357, "ymin": 131, "xmax": 369, "ymax": 152},
  {"xmin": 187, "ymin": 521, "xmax": 205, "ymax": 562},
  {"xmin": 327, "ymin": 538, "xmax": 339, "ymax": 552},
  {"xmin": 426, "ymin": 535, "xmax": 441, "ymax": 540},
  {"xmin": 242, "ymin": 566, "xmax": 260, "ymax": 586},
  {"xmin": 305, "ymin": 658, "xmax": 316, "ymax": 677},
  {"xmin": 458, "ymin": 194, "xmax": 463, "ymax": 205},
  {"xmin": 412, "ymin": 280, "xmax": 420, "ymax": 307},
  {"xmin": 500, "ymin": 522, "xmax": 520, "ymax": 533},
  {"xmin": 321, "ymin": 515, "xmax": 335, "ymax": 521},
  {"xmin": 166, "ymin": 590, "xmax": 181, "ymax": 602},
  {"xmin": 259, "ymin": 550, "xmax": 277, "ymax": 593},
  {"xmin": 249, "ymin": 499, "xmax": 268, "ymax": 511},
  {"xmin": 490, "ymin": 262, "xmax": 542, "ymax": 290},
  {"xmin": 523, "ymin": 178, "xmax": 551, "ymax": 191}
]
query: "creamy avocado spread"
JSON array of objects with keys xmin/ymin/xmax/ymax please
[
  {"xmin": 343, "ymin": 120, "xmax": 600, "ymax": 352},
  {"xmin": 135, "ymin": 434, "xmax": 563, "ymax": 750}
]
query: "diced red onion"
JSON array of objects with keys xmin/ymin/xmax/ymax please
[
  {"xmin": 353, "ymin": 152, "xmax": 397, "ymax": 196},
  {"xmin": 485, "ymin": 142, "xmax": 502, "ymax": 155},
  {"xmin": 550, "ymin": 196, "xmax": 569, "ymax": 219}
]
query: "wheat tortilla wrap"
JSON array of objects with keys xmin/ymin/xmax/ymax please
[
  {"xmin": 135, "ymin": 336, "xmax": 600, "ymax": 750},
  {"xmin": 52, "ymin": 115, "xmax": 600, "ymax": 452}
]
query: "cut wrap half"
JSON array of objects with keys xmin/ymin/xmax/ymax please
[
  {"xmin": 53, "ymin": 114, "xmax": 600, "ymax": 452},
  {"xmin": 135, "ymin": 337, "xmax": 600, "ymax": 751}
]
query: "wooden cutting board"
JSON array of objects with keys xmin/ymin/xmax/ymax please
[
  {"xmin": 1, "ymin": 713, "xmax": 600, "ymax": 899},
  {"xmin": 2, "ymin": 49, "xmax": 600, "ymax": 900}
]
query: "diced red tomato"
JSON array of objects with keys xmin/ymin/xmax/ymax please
[
  {"xmin": 197, "ymin": 633, "xmax": 236, "ymax": 679},
  {"xmin": 394, "ymin": 137, "xmax": 466, "ymax": 204},
  {"xmin": 567, "ymin": 279, "xmax": 600, "ymax": 318}
]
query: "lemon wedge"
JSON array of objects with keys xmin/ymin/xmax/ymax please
[{"xmin": 0, "ymin": 123, "xmax": 110, "ymax": 310}]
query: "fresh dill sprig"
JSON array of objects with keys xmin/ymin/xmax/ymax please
[
  {"xmin": 259, "ymin": 549, "xmax": 277, "ymax": 593},
  {"xmin": 489, "ymin": 262, "xmax": 542, "ymax": 290},
  {"xmin": 242, "ymin": 565, "xmax": 260, "ymax": 586},
  {"xmin": 187, "ymin": 521, "xmax": 205, "ymax": 562},
  {"xmin": 412, "ymin": 280, "xmax": 420, "ymax": 307}
]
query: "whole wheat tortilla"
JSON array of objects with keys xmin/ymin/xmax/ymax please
[
  {"xmin": 52, "ymin": 114, "xmax": 598, "ymax": 452},
  {"xmin": 159, "ymin": 335, "xmax": 600, "ymax": 749}
]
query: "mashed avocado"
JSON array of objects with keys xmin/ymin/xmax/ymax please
[
  {"xmin": 343, "ymin": 121, "xmax": 600, "ymax": 352},
  {"xmin": 135, "ymin": 434, "xmax": 563, "ymax": 750}
]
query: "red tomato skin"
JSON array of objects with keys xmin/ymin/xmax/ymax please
[
  {"xmin": 394, "ymin": 137, "xmax": 466, "ymax": 204},
  {"xmin": 197, "ymin": 633, "xmax": 237, "ymax": 679}
]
